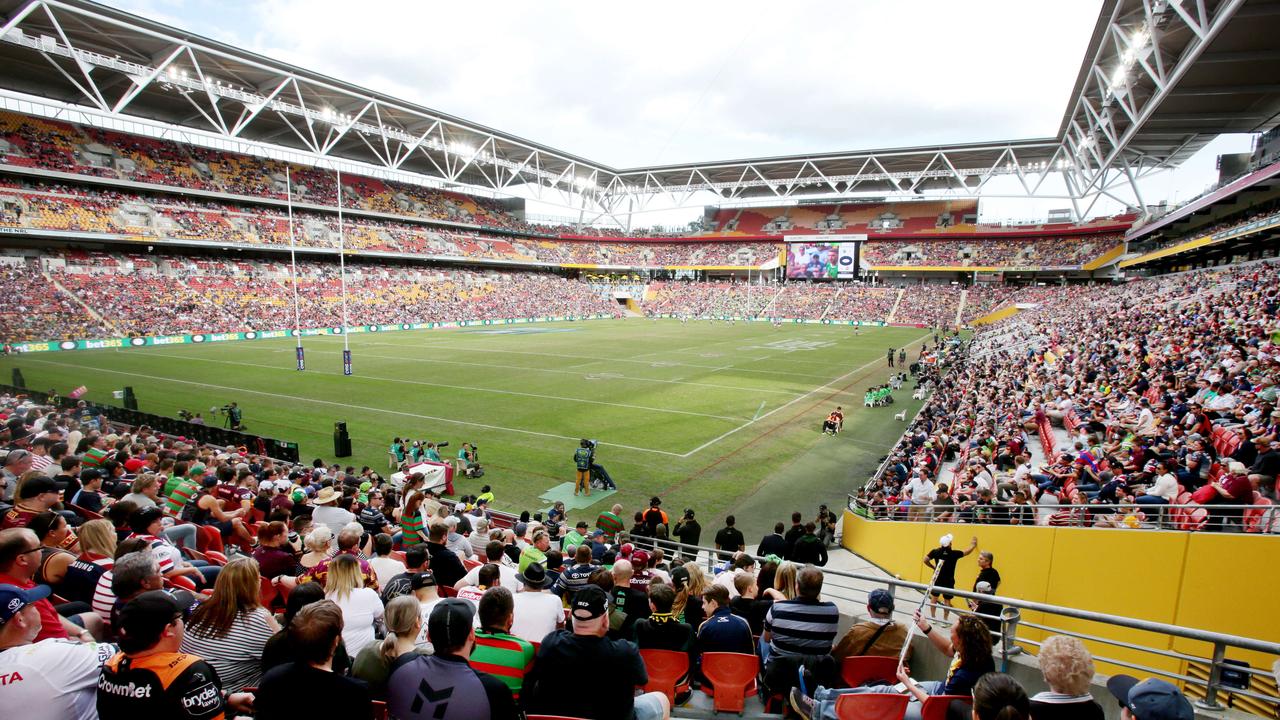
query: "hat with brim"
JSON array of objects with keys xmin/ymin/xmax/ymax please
[
  {"xmin": 516, "ymin": 562, "xmax": 552, "ymax": 589},
  {"xmin": 0, "ymin": 583, "xmax": 51, "ymax": 625},
  {"xmin": 313, "ymin": 487, "xmax": 339, "ymax": 505}
]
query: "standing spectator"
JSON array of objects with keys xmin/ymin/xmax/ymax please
[
  {"xmin": 509, "ymin": 562, "xmax": 563, "ymax": 643},
  {"xmin": 758, "ymin": 522, "xmax": 788, "ymax": 558},
  {"xmin": 923, "ymin": 534, "xmax": 977, "ymax": 619},
  {"xmin": 0, "ymin": 583, "xmax": 115, "ymax": 720},
  {"xmin": 387, "ymin": 599, "xmax": 518, "ymax": 720},
  {"xmin": 524, "ymin": 585, "xmax": 670, "ymax": 720},
  {"xmin": 97, "ymin": 591, "xmax": 252, "ymax": 719},
  {"xmin": 672, "ymin": 508, "xmax": 701, "ymax": 560},
  {"xmin": 255, "ymin": 600, "xmax": 371, "ymax": 719},
  {"xmin": 713, "ymin": 515, "xmax": 745, "ymax": 560},
  {"xmin": 789, "ymin": 523, "xmax": 828, "ymax": 566},
  {"xmin": 471, "ymin": 587, "xmax": 536, "ymax": 701},
  {"xmin": 974, "ymin": 550, "xmax": 1001, "ymax": 592},
  {"xmin": 426, "ymin": 522, "xmax": 466, "ymax": 588},
  {"xmin": 324, "ymin": 554, "xmax": 384, "ymax": 657},
  {"xmin": 179, "ymin": 556, "xmax": 279, "ymax": 693},
  {"xmin": 1031, "ymin": 635, "xmax": 1105, "ymax": 719},
  {"xmin": 573, "ymin": 439, "xmax": 593, "ymax": 496},
  {"xmin": 595, "ymin": 503, "xmax": 625, "ymax": 542}
]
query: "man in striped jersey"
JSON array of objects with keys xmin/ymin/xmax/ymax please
[
  {"xmin": 762, "ymin": 566, "xmax": 839, "ymax": 666},
  {"xmin": 470, "ymin": 587, "xmax": 535, "ymax": 701}
]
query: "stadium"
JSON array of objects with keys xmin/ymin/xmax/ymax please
[{"xmin": 0, "ymin": 0, "xmax": 1276, "ymax": 719}]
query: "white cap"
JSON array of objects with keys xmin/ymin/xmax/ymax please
[
  {"xmin": 940, "ymin": 533, "xmax": 954, "ymax": 547},
  {"xmin": 975, "ymin": 581, "xmax": 994, "ymax": 593}
]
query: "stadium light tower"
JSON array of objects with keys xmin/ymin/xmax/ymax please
[{"xmin": 285, "ymin": 167, "xmax": 305, "ymax": 371}]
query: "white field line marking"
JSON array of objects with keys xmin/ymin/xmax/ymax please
[
  {"xmin": 26, "ymin": 357, "xmax": 685, "ymax": 457},
  {"xmin": 676, "ymin": 331, "xmax": 932, "ymax": 458},
  {"xmin": 268, "ymin": 346, "xmax": 798, "ymax": 397},
  {"xmin": 134, "ymin": 350, "xmax": 747, "ymax": 422}
]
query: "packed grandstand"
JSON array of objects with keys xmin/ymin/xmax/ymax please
[{"xmin": 1, "ymin": 1, "xmax": 1279, "ymax": 720}]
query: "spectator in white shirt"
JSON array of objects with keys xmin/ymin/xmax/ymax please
[
  {"xmin": 368, "ymin": 534, "xmax": 406, "ymax": 590},
  {"xmin": 311, "ymin": 487, "xmax": 355, "ymax": 534},
  {"xmin": 509, "ymin": 563, "xmax": 565, "ymax": 644}
]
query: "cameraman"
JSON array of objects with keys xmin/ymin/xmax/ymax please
[
  {"xmin": 573, "ymin": 439, "xmax": 593, "ymax": 497},
  {"xmin": 225, "ymin": 402, "xmax": 243, "ymax": 430},
  {"xmin": 673, "ymin": 508, "xmax": 701, "ymax": 561},
  {"xmin": 457, "ymin": 442, "xmax": 480, "ymax": 477}
]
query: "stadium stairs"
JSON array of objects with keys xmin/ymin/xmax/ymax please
[
  {"xmin": 885, "ymin": 288, "xmax": 906, "ymax": 323},
  {"xmin": 45, "ymin": 272, "xmax": 118, "ymax": 334},
  {"xmin": 954, "ymin": 289, "xmax": 968, "ymax": 327}
]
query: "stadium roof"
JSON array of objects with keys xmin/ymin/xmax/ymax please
[{"xmin": 0, "ymin": 0, "xmax": 1277, "ymax": 215}]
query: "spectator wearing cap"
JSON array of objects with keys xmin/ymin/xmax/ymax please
[
  {"xmin": 408, "ymin": 571, "xmax": 442, "ymax": 644},
  {"xmin": 471, "ymin": 586, "xmax": 535, "ymax": 700},
  {"xmin": 69, "ymin": 469, "xmax": 106, "ymax": 514},
  {"xmin": 969, "ymin": 581, "xmax": 1004, "ymax": 634},
  {"xmin": 562, "ymin": 520, "xmax": 589, "ymax": 552},
  {"xmin": 525, "ymin": 583, "xmax": 670, "ymax": 720},
  {"xmin": 388, "ymin": 598, "xmax": 518, "ymax": 720},
  {"xmin": 0, "ymin": 528, "xmax": 96, "ymax": 642},
  {"xmin": 311, "ymin": 486, "xmax": 355, "ymax": 535},
  {"xmin": 96, "ymin": 590, "xmax": 252, "ymax": 720},
  {"xmin": 0, "ymin": 581, "xmax": 116, "ymax": 720},
  {"xmin": 518, "ymin": 528, "xmax": 551, "ymax": 574},
  {"xmin": 1031, "ymin": 636, "xmax": 1104, "ymax": 719},
  {"xmin": 588, "ymin": 528, "xmax": 609, "ymax": 561},
  {"xmin": 510, "ymin": 562, "xmax": 563, "ymax": 643},
  {"xmin": 832, "ymin": 588, "xmax": 910, "ymax": 663},
  {"xmin": 378, "ymin": 545, "xmax": 427, "ymax": 602},
  {"xmin": 3, "ymin": 475, "xmax": 62, "ymax": 529},
  {"xmin": 628, "ymin": 549, "xmax": 654, "ymax": 592},
  {"xmin": 1107, "ymin": 675, "xmax": 1194, "ymax": 720},
  {"xmin": 1, "ymin": 449, "xmax": 34, "ymax": 502},
  {"xmin": 254, "ymin": 599, "xmax": 371, "ymax": 720}
]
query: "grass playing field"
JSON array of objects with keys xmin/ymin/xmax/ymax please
[{"xmin": 0, "ymin": 319, "xmax": 931, "ymax": 539}]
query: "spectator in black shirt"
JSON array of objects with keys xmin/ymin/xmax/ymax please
[
  {"xmin": 730, "ymin": 572, "xmax": 782, "ymax": 635},
  {"xmin": 757, "ymin": 522, "xmax": 788, "ymax": 559},
  {"xmin": 974, "ymin": 551, "xmax": 1001, "ymax": 593},
  {"xmin": 256, "ymin": 600, "xmax": 371, "ymax": 720},
  {"xmin": 425, "ymin": 521, "xmax": 466, "ymax": 589},
  {"xmin": 1030, "ymin": 635, "xmax": 1105, "ymax": 719},
  {"xmin": 789, "ymin": 523, "xmax": 828, "ymax": 566},
  {"xmin": 713, "ymin": 515, "xmax": 745, "ymax": 561},
  {"xmin": 782, "ymin": 512, "xmax": 805, "ymax": 558},
  {"xmin": 672, "ymin": 509, "xmax": 701, "ymax": 560},
  {"xmin": 262, "ymin": 584, "xmax": 351, "ymax": 674},
  {"xmin": 70, "ymin": 470, "xmax": 106, "ymax": 513}
]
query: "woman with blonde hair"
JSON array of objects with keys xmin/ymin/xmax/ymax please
[
  {"xmin": 1030, "ymin": 635, "xmax": 1104, "ymax": 718},
  {"xmin": 674, "ymin": 562, "xmax": 710, "ymax": 628},
  {"xmin": 70, "ymin": 518, "xmax": 118, "ymax": 622},
  {"xmin": 325, "ymin": 553, "xmax": 384, "ymax": 656},
  {"xmin": 773, "ymin": 561, "xmax": 799, "ymax": 600},
  {"xmin": 351, "ymin": 595, "xmax": 426, "ymax": 698},
  {"xmin": 179, "ymin": 556, "xmax": 280, "ymax": 692},
  {"xmin": 299, "ymin": 525, "xmax": 333, "ymax": 570}
]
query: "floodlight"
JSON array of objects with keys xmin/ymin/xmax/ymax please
[{"xmin": 449, "ymin": 141, "xmax": 475, "ymax": 157}]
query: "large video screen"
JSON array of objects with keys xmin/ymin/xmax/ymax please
[{"xmin": 786, "ymin": 242, "xmax": 840, "ymax": 279}]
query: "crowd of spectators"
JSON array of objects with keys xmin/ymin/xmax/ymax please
[
  {"xmin": 859, "ymin": 259, "xmax": 1280, "ymax": 533},
  {"xmin": 0, "ymin": 385, "xmax": 1195, "ymax": 720},
  {"xmin": 860, "ymin": 235, "xmax": 1119, "ymax": 268}
]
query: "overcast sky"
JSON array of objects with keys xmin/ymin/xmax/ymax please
[{"xmin": 99, "ymin": 0, "xmax": 1258, "ymax": 224}]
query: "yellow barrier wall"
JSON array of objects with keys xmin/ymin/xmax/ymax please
[
  {"xmin": 970, "ymin": 305, "xmax": 1020, "ymax": 326},
  {"xmin": 842, "ymin": 511, "xmax": 1280, "ymax": 677}
]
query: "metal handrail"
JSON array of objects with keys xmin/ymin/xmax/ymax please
[
  {"xmin": 844, "ymin": 498, "xmax": 1276, "ymax": 532},
  {"xmin": 617, "ymin": 534, "xmax": 1280, "ymax": 711}
]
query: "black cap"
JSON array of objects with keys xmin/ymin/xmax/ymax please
[
  {"xmin": 118, "ymin": 590, "xmax": 184, "ymax": 651},
  {"xmin": 410, "ymin": 571, "xmax": 436, "ymax": 590},
  {"xmin": 17, "ymin": 476, "xmax": 58, "ymax": 500},
  {"xmin": 428, "ymin": 598, "xmax": 474, "ymax": 653},
  {"xmin": 571, "ymin": 584, "xmax": 609, "ymax": 620}
]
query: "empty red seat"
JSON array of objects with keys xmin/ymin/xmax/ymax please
[
  {"xmin": 835, "ymin": 693, "xmax": 909, "ymax": 720},
  {"xmin": 840, "ymin": 655, "xmax": 900, "ymax": 688},
  {"xmin": 1244, "ymin": 496, "xmax": 1274, "ymax": 534},
  {"xmin": 700, "ymin": 652, "xmax": 758, "ymax": 714},
  {"xmin": 921, "ymin": 694, "xmax": 973, "ymax": 720},
  {"xmin": 639, "ymin": 648, "xmax": 690, "ymax": 706}
]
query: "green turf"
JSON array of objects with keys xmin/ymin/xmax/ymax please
[{"xmin": 0, "ymin": 319, "xmax": 931, "ymax": 533}]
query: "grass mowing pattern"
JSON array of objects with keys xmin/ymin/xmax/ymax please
[{"xmin": 0, "ymin": 320, "xmax": 930, "ymax": 534}]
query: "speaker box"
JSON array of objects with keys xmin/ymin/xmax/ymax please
[
  {"xmin": 123, "ymin": 385, "xmax": 138, "ymax": 411},
  {"xmin": 334, "ymin": 421, "xmax": 352, "ymax": 457}
]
